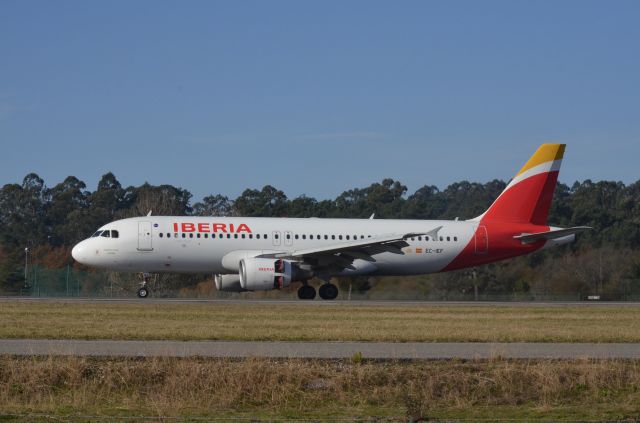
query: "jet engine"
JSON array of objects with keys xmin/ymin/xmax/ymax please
[
  {"xmin": 214, "ymin": 274, "xmax": 247, "ymax": 292},
  {"xmin": 239, "ymin": 258, "xmax": 300, "ymax": 291}
]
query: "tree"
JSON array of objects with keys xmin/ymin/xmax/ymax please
[
  {"xmin": 192, "ymin": 194, "xmax": 234, "ymax": 217},
  {"xmin": 233, "ymin": 186, "xmax": 288, "ymax": 217}
]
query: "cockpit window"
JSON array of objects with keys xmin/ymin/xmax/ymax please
[
  {"xmin": 101, "ymin": 231, "xmax": 111, "ymax": 238},
  {"xmin": 91, "ymin": 231, "xmax": 103, "ymax": 237},
  {"xmin": 111, "ymin": 230, "xmax": 119, "ymax": 238}
]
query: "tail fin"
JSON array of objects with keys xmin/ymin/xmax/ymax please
[{"xmin": 474, "ymin": 143, "xmax": 565, "ymax": 225}]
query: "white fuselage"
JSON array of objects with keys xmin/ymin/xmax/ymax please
[{"xmin": 72, "ymin": 216, "xmax": 476, "ymax": 276}]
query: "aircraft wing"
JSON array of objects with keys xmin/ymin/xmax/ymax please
[
  {"xmin": 513, "ymin": 226, "xmax": 591, "ymax": 244},
  {"xmin": 263, "ymin": 226, "xmax": 443, "ymax": 270}
]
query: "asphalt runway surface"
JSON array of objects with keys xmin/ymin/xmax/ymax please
[
  {"xmin": 2, "ymin": 339, "xmax": 640, "ymax": 359},
  {"xmin": 2, "ymin": 296, "xmax": 640, "ymax": 307}
]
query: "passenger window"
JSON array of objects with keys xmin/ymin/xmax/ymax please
[
  {"xmin": 189, "ymin": 233, "xmax": 194, "ymax": 238},
  {"xmin": 346, "ymin": 235, "xmax": 350, "ymax": 240},
  {"xmin": 264, "ymin": 234, "xmax": 268, "ymax": 239},
  {"xmin": 197, "ymin": 233, "xmax": 201, "ymax": 238},
  {"xmin": 182, "ymin": 233, "xmax": 186, "ymax": 238},
  {"xmin": 204, "ymin": 234, "xmax": 208, "ymax": 239},
  {"xmin": 447, "ymin": 236, "xmax": 450, "ymax": 241},
  {"xmin": 241, "ymin": 234, "xmax": 245, "ymax": 239},
  {"xmin": 227, "ymin": 234, "xmax": 231, "ymax": 238},
  {"xmin": 256, "ymin": 234, "xmax": 260, "ymax": 239},
  {"xmin": 332, "ymin": 235, "xmax": 336, "ymax": 240},
  {"xmin": 324, "ymin": 235, "xmax": 328, "ymax": 240},
  {"xmin": 425, "ymin": 236, "xmax": 429, "ymax": 241},
  {"xmin": 286, "ymin": 234, "xmax": 291, "ymax": 239},
  {"xmin": 295, "ymin": 234, "xmax": 299, "ymax": 240},
  {"xmin": 454, "ymin": 236, "xmax": 458, "ymax": 241},
  {"xmin": 275, "ymin": 234, "xmax": 279, "ymax": 239},
  {"xmin": 159, "ymin": 233, "xmax": 163, "ymax": 238},
  {"xmin": 439, "ymin": 236, "xmax": 443, "ymax": 241},
  {"xmin": 111, "ymin": 230, "xmax": 119, "ymax": 238},
  {"xmin": 234, "ymin": 234, "xmax": 238, "ymax": 239},
  {"xmin": 249, "ymin": 234, "xmax": 253, "ymax": 239},
  {"xmin": 302, "ymin": 235, "xmax": 306, "ymax": 240},
  {"xmin": 219, "ymin": 234, "xmax": 223, "ymax": 239},
  {"xmin": 101, "ymin": 231, "xmax": 110, "ymax": 238},
  {"xmin": 167, "ymin": 233, "xmax": 171, "ymax": 238},
  {"xmin": 339, "ymin": 235, "xmax": 343, "ymax": 240},
  {"xmin": 418, "ymin": 236, "xmax": 422, "ymax": 241}
]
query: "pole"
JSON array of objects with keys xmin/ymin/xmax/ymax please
[{"xmin": 24, "ymin": 247, "xmax": 28, "ymax": 289}]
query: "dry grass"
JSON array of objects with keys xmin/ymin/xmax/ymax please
[
  {"xmin": 1, "ymin": 301, "xmax": 640, "ymax": 342},
  {"xmin": 0, "ymin": 356, "xmax": 639, "ymax": 420}
]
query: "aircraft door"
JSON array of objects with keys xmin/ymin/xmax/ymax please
[
  {"xmin": 272, "ymin": 231, "xmax": 281, "ymax": 247},
  {"xmin": 284, "ymin": 230, "xmax": 293, "ymax": 246},
  {"xmin": 138, "ymin": 221, "xmax": 153, "ymax": 251},
  {"xmin": 474, "ymin": 225, "xmax": 488, "ymax": 254}
]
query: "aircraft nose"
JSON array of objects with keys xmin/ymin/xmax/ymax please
[{"xmin": 71, "ymin": 241, "xmax": 86, "ymax": 263}]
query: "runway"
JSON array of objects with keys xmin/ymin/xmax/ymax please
[
  {"xmin": 2, "ymin": 296, "xmax": 639, "ymax": 307},
  {"xmin": 2, "ymin": 339, "xmax": 640, "ymax": 359}
]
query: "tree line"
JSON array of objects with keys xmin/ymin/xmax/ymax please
[{"xmin": 1, "ymin": 172, "xmax": 639, "ymax": 298}]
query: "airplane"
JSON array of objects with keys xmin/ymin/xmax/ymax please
[{"xmin": 71, "ymin": 143, "xmax": 589, "ymax": 300}]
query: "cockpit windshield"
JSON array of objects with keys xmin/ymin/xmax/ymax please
[{"xmin": 91, "ymin": 230, "xmax": 119, "ymax": 238}]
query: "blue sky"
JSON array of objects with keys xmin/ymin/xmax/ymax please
[{"xmin": 1, "ymin": 0, "xmax": 638, "ymax": 201}]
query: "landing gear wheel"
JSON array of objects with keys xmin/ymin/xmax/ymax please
[
  {"xmin": 319, "ymin": 283, "xmax": 339, "ymax": 300},
  {"xmin": 137, "ymin": 287, "xmax": 149, "ymax": 298},
  {"xmin": 297, "ymin": 285, "xmax": 316, "ymax": 300}
]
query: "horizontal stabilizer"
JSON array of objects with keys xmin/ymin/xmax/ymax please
[{"xmin": 514, "ymin": 226, "xmax": 591, "ymax": 244}]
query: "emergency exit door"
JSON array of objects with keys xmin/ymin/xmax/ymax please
[{"xmin": 138, "ymin": 221, "xmax": 153, "ymax": 251}]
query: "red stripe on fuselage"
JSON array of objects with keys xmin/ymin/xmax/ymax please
[
  {"xmin": 443, "ymin": 221, "xmax": 548, "ymax": 271},
  {"xmin": 443, "ymin": 171, "xmax": 558, "ymax": 271}
]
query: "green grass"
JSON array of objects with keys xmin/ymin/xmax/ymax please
[{"xmin": 1, "ymin": 300, "xmax": 640, "ymax": 342}]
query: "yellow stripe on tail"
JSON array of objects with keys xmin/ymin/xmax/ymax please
[{"xmin": 515, "ymin": 143, "xmax": 565, "ymax": 177}]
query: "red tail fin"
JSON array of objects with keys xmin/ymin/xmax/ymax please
[{"xmin": 475, "ymin": 144, "xmax": 565, "ymax": 225}]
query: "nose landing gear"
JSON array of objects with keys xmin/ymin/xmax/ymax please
[{"xmin": 137, "ymin": 273, "xmax": 151, "ymax": 298}]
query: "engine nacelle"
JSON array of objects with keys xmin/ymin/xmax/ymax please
[
  {"xmin": 214, "ymin": 274, "xmax": 247, "ymax": 292},
  {"xmin": 239, "ymin": 258, "xmax": 295, "ymax": 291}
]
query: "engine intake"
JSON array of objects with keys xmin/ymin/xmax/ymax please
[{"xmin": 239, "ymin": 258, "xmax": 298, "ymax": 291}]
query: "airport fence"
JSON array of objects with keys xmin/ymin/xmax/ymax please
[{"xmin": 5, "ymin": 265, "xmax": 640, "ymax": 301}]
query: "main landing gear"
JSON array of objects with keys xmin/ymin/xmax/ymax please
[
  {"xmin": 319, "ymin": 283, "xmax": 339, "ymax": 300},
  {"xmin": 297, "ymin": 284, "xmax": 316, "ymax": 300},
  {"xmin": 137, "ymin": 273, "xmax": 151, "ymax": 298},
  {"xmin": 297, "ymin": 283, "xmax": 339, "ymax": 300}
]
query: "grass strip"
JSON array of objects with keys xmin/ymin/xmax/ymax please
[
  {"xmin": 1, "ymin": 301, "xmax": 640, "ymax": 342},
  {"xmin": 0, "ymin": 356, "xmax": 639, "ymax": 420}
]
